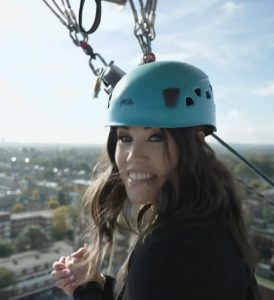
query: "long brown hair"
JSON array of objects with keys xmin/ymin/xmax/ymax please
[{"xmin": 82, "ymin": 126, "xmax": 255, "ymax": 293}]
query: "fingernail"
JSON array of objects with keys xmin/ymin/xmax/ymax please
[
  {"xmin": 64, "ymin": 269, "xmax": 71, "ymax": 276},
  {"xmin": 69, "ymin": 275, "xmax": 75, "ymax": 281}
]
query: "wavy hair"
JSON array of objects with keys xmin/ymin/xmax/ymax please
[{"xmin": 82, "ymin": 126, "xmax": 255, "ymax": 295}]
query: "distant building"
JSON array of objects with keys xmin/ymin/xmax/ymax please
[
  {"xmin": 0, "ymin": 210, "xmax": 53, "ymax": 239},
  {"xmin": 72, "ymin": 179, "xmax": 92, "ymax": 189},
  {"xmin": 0, "ymin": 211, "xmax": 11, "ymax": 239},
  {"xmin": 11, "ymin": 210, "xmax": 53, "ymax": 237},
  {"xmin": 0, "ymin": 241, "xmax": 74, "ymax": 300}
]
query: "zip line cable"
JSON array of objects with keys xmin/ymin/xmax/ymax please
[{"xmin": 212, "ymin": 133, "xmax": 274, "ymax": 188}]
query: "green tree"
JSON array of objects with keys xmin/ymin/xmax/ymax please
[
  {"xmin": 0, "ymin": 240, "xmax": 15, "ymax": 257},
  {"xmin": 16, "ymin": 225, "xmax": 50, "ymax": 251},
  {"xmin": 12, "ymin": 203, "xmax": 25, "ymax": 213},
  {"xmin": 52, "ymin": 205, "xmax": 74, "ymax": 240},
  {"xmin": 0, "ymin": 267, "xmax": 17, "ymax": 299},
  {"xmin": 46, "ymin": 198, "xmax": 60, "ymax": 210},
  {"xmin": 263, "ymin": 205, "xmax": 274, "ymax": 223}
]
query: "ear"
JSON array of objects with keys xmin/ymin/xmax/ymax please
[{"xmin": 197, "ymin": 130, "xmax": 205, "ymax": 143}]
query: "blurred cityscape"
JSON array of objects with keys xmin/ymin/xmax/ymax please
[{"xmin": 0, "ymin": 142, "xmax": 273, "ymax": 299}]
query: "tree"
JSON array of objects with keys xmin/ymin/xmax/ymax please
[
  {"xmin": 0, "ymin": 240, "xmax": 15, "ymax": 257},
  {"xmin": 12, "ymin": 203, "xmax": 25, "ymax": 213},
  {"xmin": 31, "ymin": 188, "xmax": 40, "ymax": 200},
  {"xmin": 16, "ymin": 225, "xmax": 50, "ymax": 251},
  {"xmin": 263, "ymin": 205, "xmax": 274, "ymax": 223},
  {"xmin": 0, "ymin": 267, "xmax": 17, "ymax": 300},
  {"xmin": 52, "ymin": 205, "xmax": 74, "ymax": 240},
  {"xmin": 46, "ymin": 198, "xmax": 60, "ymax": 210}
]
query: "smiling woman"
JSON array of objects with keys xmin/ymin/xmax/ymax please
[
  {"xmin": 50, "ymin": 61, "xmax": 261, "ymax": 300},
  {"xmin": 115, "ymin": 127, "xmax": 179, "ymax": 205}
]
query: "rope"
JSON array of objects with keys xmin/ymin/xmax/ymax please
[
  {"xmin": 212, "ymin": 133, "xmax": 274, "ymax": 188},
  {"xmin": 79, "ymin": 0, "xmax": 102, "ymax": 34},
  {"xmin": 41, "ymin": 0, "xmax": 69, "ymax": 28}
]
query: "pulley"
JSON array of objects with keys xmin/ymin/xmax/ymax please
[{"xmin": 102, "ymin": 62, "xmax": 126, "ymax": 94}]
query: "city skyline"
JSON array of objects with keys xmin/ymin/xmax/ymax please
[{"xmin": 1, "ymin": 0, "xmax": 274, "ymax": 145}]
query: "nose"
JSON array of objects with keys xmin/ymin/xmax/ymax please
[{"xmin": 126, "ymin": 141, "xmax": 148, "ymax": 162}]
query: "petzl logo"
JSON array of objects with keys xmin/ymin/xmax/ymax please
[{"xmin": 120, "ymin": 98, "xmax": 134, "ymax": 107}]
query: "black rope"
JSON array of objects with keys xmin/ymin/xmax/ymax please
[
  {"xmin": 212, "ymin": 133, "xmax": 274, "ymax": 188},
  {"xmin": 79, "ymin": 0, "xmax": 102, "ymax": 34}
]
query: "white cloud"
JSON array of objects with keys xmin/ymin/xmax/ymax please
[
  {"xmin": 254, "ymin": 82, "xmax": 274, "ymax": 97},
  {"xmin": 222, "ymin": 2, "xmax": 244, "ymax": 17},
  {"xmin": 227, "ymin": 109, "xmax": 243, "ymax": 118},
  {"xmin": 217, "ymin": 116, "xmax": 274, "ymax": 144}
]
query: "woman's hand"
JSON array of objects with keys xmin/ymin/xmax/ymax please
[{"xmin": 51, "ymin": 245, "xmax": 89, "ymax": 296}]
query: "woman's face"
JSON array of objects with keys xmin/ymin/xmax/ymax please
[{"xmin": 115, "ymin": 127, "xmax": 179, "ymax": 205}]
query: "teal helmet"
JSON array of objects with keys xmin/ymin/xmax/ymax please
[{"xmin": 106, "ymin": 61, "xmax": 216, "ymax": 133}]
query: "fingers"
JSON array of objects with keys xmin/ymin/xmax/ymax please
[
  {"xmin": 51, "ymin": 266, "xmax": 71, "ymax": 281},
  {"xmin": 71, "ymin": 244, "xmax": 89, "ymax": 259},
  {"xmin": 51, "ymin": 246, "xmax": 90, "ymax": 295},
  {"xmin": 52, "ymin": 260, "xmax": 65, "ymax": 271},
  {"xmin": 59, "ymin": 256, "xmax": 66, "ymax": 264},
  {"xmin": 51, "ymin": 267, "xmax": 76, "ymax": 296},
  {"xmin": 55, "ymin": 272, "xmax": 75, "ymax": 289}
]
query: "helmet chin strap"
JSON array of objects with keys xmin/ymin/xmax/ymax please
[{"xmin": 211, "ymin": 133, "xmax": 274, "ymax": 188}]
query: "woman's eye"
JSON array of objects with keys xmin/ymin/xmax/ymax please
[
  {"xmin": 118, "ymin": 135, "xmax": 132, "ymax": 143},
  {"xmin": 149, "ymin": 134, "xmax": 164, "ymax": 142}
]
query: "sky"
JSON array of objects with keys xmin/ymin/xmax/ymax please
[{"xmin": 0, "ymin": 0, "xmax": 274, "ymax": 145}]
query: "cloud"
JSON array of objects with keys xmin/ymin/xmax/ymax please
[
  {"xmin": 227, "ymin": 109, "xmax": 243, "ymax": 118},
  {"xmin": 222, "ymin": 2, "xmax": 244, "ymax": 17},
  {"xmin": 218, "ymin": 120, "xmax": 274, "ymax": 144},
  {"xmin": 254, "ymin": 82, "xmax": 274, "ymax": 96}
]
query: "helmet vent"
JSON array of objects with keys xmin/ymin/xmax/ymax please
[
  {"xmin": 194, "ymin": 88, "xmax": 201, "ymax": 97},
  {"xmin": 206, "ymin": 91, "xmax": 211, "ymax": 99},
  {"xmin": 186, "ymin": 97, "xmax": 194, "ymax": 106},
  {"xmin": 163, "ymin": 88, "xmax": 180, "ymax": 107}
]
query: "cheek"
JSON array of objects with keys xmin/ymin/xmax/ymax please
[{"xmin": 114, "ymin": 146, "xmax": 124, "ymax": 173}]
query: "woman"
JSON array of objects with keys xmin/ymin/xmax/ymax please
[{"xmin": 51, "ymin": 61, "xmax": 261, "ymax": 300}]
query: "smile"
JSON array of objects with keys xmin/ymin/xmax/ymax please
[{"xmin": 128, "ymin": 171, "xmax": 155, "ymax": 181}]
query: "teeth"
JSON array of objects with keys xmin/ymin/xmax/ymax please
[{"xmin": 128, "ymin": 172, "xmax": 154, "ymax": 181}]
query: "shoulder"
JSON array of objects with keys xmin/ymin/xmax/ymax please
[
  {"xmin": 125, "ymin": 221, "xmax": 248, "ymax": 300},
  {"xmin": 137, "ymin": 220, "xmax": 233, "ymax": 254}
]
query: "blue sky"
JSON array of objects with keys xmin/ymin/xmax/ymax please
[{"xmin": 1, "ymin": 0, "xmax": 274, "ymax": 145}]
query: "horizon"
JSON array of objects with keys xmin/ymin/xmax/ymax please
[{"xmin": 1, "ymin": 1, "xmax": 274, "ymax": 145}]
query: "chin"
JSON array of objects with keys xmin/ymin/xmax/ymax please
[{"xmin": 127, "ymin": 191, "xmax": 157, "ymax": 205}]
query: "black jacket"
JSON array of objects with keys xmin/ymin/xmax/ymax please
[{"xmin": 74, "ymin": 221, "xmax": 260, "ymax": 300}]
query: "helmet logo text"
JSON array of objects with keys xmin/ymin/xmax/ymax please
[
  {"xmin": 120, "ymin": 98, "xmax": 134, "ymax": 107},
  {"xmin": 163, "ymin": 88, "xmax": 180, "ymax": 107}
]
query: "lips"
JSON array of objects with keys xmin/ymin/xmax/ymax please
[{"xmin": 128, "ymin": 171, "xmax": 155, "ymax": 181}]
